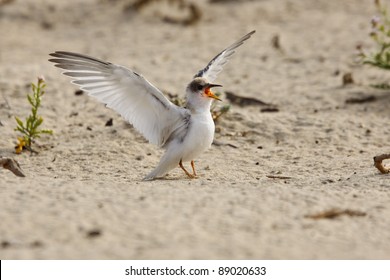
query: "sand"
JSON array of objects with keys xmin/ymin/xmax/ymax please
[{"xmin": 1, "ymin": 0, "xmax": 390, "ymax": 259}]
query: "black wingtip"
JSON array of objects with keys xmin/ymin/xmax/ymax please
[
  {"xmin": 244, "ymin": 30, "xmax": 256, "ymax": 39},
  {"xmin": 49, "ymin": 51, "xmax": 64, "ymax": 56},
  {"xmin": 48, "ymin": 51, "xmax": 111, "ymax": 65},
  {"xmin": 48, "ymin": 51, "xmax": 66, "ymax": 61}
]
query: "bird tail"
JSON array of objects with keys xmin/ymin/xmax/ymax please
[
  {"xmin": 143, "ymin": 154, "xmax": 179, "ymax": 181},
  {"xmin": 143, "ymin": 168, "xmax": 165, "ymax": 181}
]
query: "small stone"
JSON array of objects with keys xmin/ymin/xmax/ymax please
[
  {"xmin": 86, "ymin": 229, "xmax": 101, "ymax": 238},
  {"xmin": 342, "ymin": 73, "xmax": 354, "ymax": 85},
  {"xmin": 135, "ymin": 155, "xmax": 144, "ymax": 161},
  {"xmin": 1, "ymin": 241, "xmax": 11, "ymax": 249},
  {"xmin": 105, "ymin": 118, "xmax": 113, "ymax": 126}
]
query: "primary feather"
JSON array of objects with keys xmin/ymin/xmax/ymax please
[
  {"xmin": 194, "ymin": 30, "xmax": 256, "ymax": 82},
  {"xmin": 49, "ymin": 51, "xmax": 189, "ymax": 147}
]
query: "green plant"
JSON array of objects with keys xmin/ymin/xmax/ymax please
[
  {"xmin": 358, "ymin": 0, "xmax": 390, "ymax": 70},
  {"xmin": 14, "ymin": 77, "xmax": 53, "ymax": 153},
  {"xmin": 210, "ymin": 91, "xmax": 230, "ymax": 122}
]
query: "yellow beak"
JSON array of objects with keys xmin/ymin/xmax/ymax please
[{"xmin": 204, "ymin": 84, "xmax": 222, "ymax": 101}]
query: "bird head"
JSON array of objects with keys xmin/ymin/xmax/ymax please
[
  {"xmin": 187, "ymin": 77, "xmax": 222, "ymax": 101},
  {"xmin": 186, "ymin": 78, "xmax": 222, "ymax": 112}
]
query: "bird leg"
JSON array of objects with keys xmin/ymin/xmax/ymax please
[
  {"xmin": 179, "ymin": 160, "xmax": 196, "ymax": 179},
  {"xmin": 191, "ymin": 160, "xmax": 197, "ymax": 176}
]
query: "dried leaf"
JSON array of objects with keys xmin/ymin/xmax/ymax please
[{"xmin": 305, "ymin": 209, "xmax": 366, "ymax": 219}]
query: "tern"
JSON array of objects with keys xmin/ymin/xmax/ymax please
[{"xmin": 49, "ymin": 30, "xmax": 255, "ymax": 180}]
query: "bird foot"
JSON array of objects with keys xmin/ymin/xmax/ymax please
[
  {"xmin": 179, "ymin": 160, "xmax": 199, "ymax": 179},
  {"xmin": 186, "ymin": 173, "xmax": 198, "ymax": 179}
]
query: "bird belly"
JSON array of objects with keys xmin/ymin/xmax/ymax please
[{"xmin": 179, "ymin": 113, "xmax": 215, "ymax": 162}]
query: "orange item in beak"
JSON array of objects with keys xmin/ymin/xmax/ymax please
[{"xmin": 205, "ymin": 87, "xmax": 221, "ymax": 101}]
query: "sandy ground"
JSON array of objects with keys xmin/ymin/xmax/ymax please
[{"xmin": 1, "ymin": 0, "xmax": 390, "ymax": 259}]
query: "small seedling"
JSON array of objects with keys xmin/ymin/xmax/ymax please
[
  {"xmin": 358, "ymin": 1, "xmax": 390, "ymax": 71},
  {"xmin": 210, "ymin": 91, "xmax": 230, "ymax": 122},
  {"xmin": 14, "ymin": 77, "xmax": 53, "ymax": 153}
]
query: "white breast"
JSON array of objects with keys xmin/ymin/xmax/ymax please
[{"xmin": 179, "ymin": 111, "xmax": 215, "ymax": 162}]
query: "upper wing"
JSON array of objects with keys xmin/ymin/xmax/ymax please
[
  {"xmin": 194, "ymin": 30, "xmax": 256, "ymax": 83},
  {"xmin": 49, "ymin": 51, "xmax": 189, "ymax": 147}
]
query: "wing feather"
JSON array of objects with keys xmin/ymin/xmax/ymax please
[
  {"xmin": 49, "ymin": 51, "xmax": 189, "ymax": 147},
  {"xmin": 194, "ymin": 30, "xmax": 255, "ymax": 82},
  {"xmin": 63, "ymin": 71, "xmax": 111, "ymax": 78}
]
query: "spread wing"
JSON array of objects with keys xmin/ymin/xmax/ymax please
[
  {"xmin": 194, "ymin": 30, "xmax": 256, "ymax": 83},
  {"xmin": 49, "ymin": 51, "xmax": 189, "ymax": 147}
]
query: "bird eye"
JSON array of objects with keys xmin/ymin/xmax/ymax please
[{"xmin": 197, "ymin": 84, "xmax": 203, "ymax": 91}]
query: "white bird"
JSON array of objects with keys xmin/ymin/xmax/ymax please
[{"xmin": 49, "ymin": 30, "xmax": 255, "ymax": 180}]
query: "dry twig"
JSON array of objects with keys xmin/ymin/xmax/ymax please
[
  {"xmin": 373, "ymin": 153, "xmax": 390, "ymax": 174},
  {"xmin": 345, "ymin": 95, "xmax": 376, "ymax": 104},
  {"xmin": 266, "ymin": 175, "xmax": 292, "ymax": 180},
  {"xmin": 0, "ymin": 157, "xmax": 25, "ymax": 177},
  {"xmin": 305, "ymin": 209, "xmax": 366, "ymax": 219}
]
